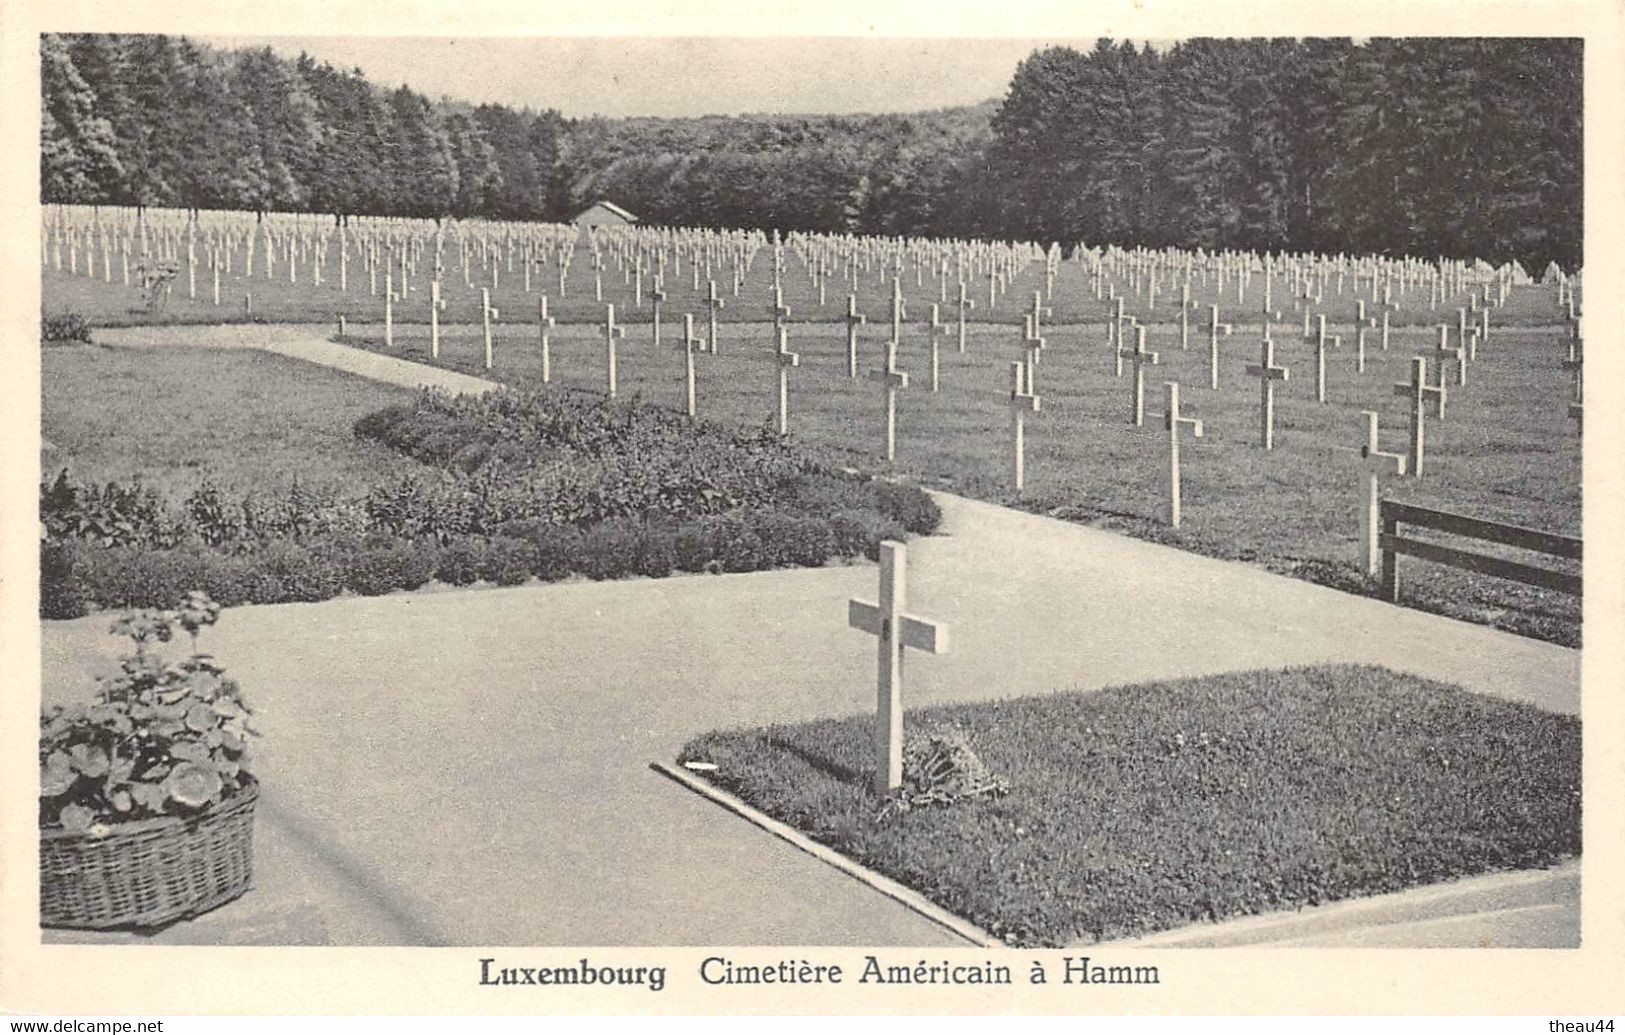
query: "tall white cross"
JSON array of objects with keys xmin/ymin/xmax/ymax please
[
  {"xmin": 925, "ymin": 303, "xmax": 948, "ymax": 393},
  {"xmin": 775, "ymin": 326, "xmax": 800, "ymax": 436},
  {"xmin": 1245, "ymin": 337, "xmax": 1289, "ymax": 450},
  {"xmin": 1394, "ymin": 356, "xmax": 1446, "ymax": 477},
  {"xmin": 538, "ymin": 295, "xmax": 555, "ymax": 383},
  {"xmin": 956, "ymin": 281, "xmax": 975, "ymax": 353},
  {"xmin": 1163, "ymin": 382, "xmax": 1203, "ymax": 528},
  {"xmin": 843, "ymin": 294, "xmax": 867, "ymax": 379},
  {"xmin": 603, "ymin": 303, "xmax": 625, "ymax": 398},
  {"xmin": 1435, "ymin": 325, "xmax": 1466, "ymax": 387},
  {"xmin": 1118, "ymin": 325, "xmax": 1160, "ymax": 426},
  {"xmin": 1208, "ymin": 305, "xmax": 1232, "ymax": 390},
  {"xmin": 704, "ymin": 279, "xmax": 726, "ymax": 354},
  {"xmin": 848, "ymin": 541, "xmax": 950, "ymax": 794},
  {"xmin": 1009, "ymin": 360, "xmax": 1041, "ymax": 493},
  {"xmin": 650, "ymin": 279, "xmax": 667, "ymax": 347},
  {"xmin": 678, "ymin": 313, "xmax": 704, "ymax": 417},
  {"xmin": 1564, "ymin": 317, "xmax": 1583, "ymax": 429},
  {"xmin": 867, "ymin": 336, "xmax": 910, "ymax": 462},
  {"xmin": 1313, "ymin": 314, "xmax": 1340, "ymax": 403},
  {"xmin": 481, "ymin": 287, "xmax": 499, "ymax": 370},
  {"xmin": 1358, "ymin": 411, "xmax": 1408, "ymax": 576}
]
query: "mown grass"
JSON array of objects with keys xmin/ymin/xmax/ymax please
[
  {"xmin": 41, "ymin": 344, "xmax": 426, "ymax": 497},
  {"xmin": 334, "ymin": 309, "xmax": 1580, "ymax": 644},
  {"xmin": 43, "ymin": 247, "xmax": 1572, "ymax": 332},
  {"xmin": 679, "ymin": 664, "xmax": 1581, "ymax": 947},
  {"xmin": 42, "ymin": 262, "xmax": 1581, "ymax": 643}
]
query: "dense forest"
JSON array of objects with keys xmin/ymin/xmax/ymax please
[{"xmin": 41, "ymin": 34, "xmax": 1582, "ymax": 270}]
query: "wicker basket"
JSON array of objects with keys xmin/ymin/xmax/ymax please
[{"xmin": 40, "ymin": 777, "xmax": 258, "ymax": 930}]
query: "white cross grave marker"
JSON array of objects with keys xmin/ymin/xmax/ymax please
[
  {"xmin": 775, "ymin": 325, "xmax": 800, "ymax": 436},
  {"xmin": 1208, "ymin": 305, "xmax": 1233, "ymax": 390},
  {"xmin": 848, "ymin": 541, "xmax": 950, "ymax": 794},
  {"xmin": 1358, "ymin": 411, "xmax": 1408, "ymax": 576},
  {"xmin": 1435, "ymin": 325, "xmax": 1466, "ymax": 387},
  {"xmin": 651, "ymin": 280, "xmax": 667, "ymax": 347},
  {"xmin": 867, "ymin": 335, "xmax": 910, "ymax": 461},
  {"xmin": 704, "ymin": 279, "xmax": 726, "ymax": 355},
  {"xmin": 1245, "ymin": 337, "xmax": 1289, "ymax": 450},
  {"xmin": 844, "ymin": 294, "xmax": 867, "ymax": 379},
  {"xmin": 678, "ymin": 313, "xmax": 704, "ymax": 417},
  {"xmin": 482, "ymin": 288, "xmax": 499, "ymax": 370},
  {"xmin": 1163, "ymin": 382, "xmax": 1203, "ymax": 528},
  {"xmin": 1394, "ymin": 356, "xmax": 1446, "ymax": 477},
  {"xmin": 1009, "ymin": 360, "xmax": 1041, "ymax": 493},
  {"xmin": 926, "ymin": 304, "xmax": 948, "ymax": 393},
  {"xmin": 603, "ymin": 303, "xmax": 625, "ymax": 398},
  {"xmin": 956, "ymin": 281, "xmax": 975, "ymax": 353},
  {"xmin": 538, "ymin": 295, "xmax": 555, "ymax": 383},
  {"xmin": 1119, "ymin": 325, "xmax": 1160, "ymax": 426}
]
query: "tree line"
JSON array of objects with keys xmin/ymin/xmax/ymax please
[{"xmin": 41, "ymin": 34, "xmax": 1581, "ymax": 271}]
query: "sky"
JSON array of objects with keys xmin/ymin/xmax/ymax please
[{"xmin": 194, "ymin": 36, "xmax": 1094, "ymax": 118}]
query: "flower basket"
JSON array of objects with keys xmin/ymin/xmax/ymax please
[{"xmin": 41, "ymin": 775, "xmax": 258, "ymax": 930}]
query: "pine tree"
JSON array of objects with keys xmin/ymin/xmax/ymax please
[{"xmin": 40, "ymin": 35, "xmax": 122, "ymax": 202}]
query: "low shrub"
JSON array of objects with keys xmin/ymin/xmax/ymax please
[
  {"xmin": 636, "ymin": 523, "xmax": 678, "ymax": 579},
  {"xmin": 255, "ymin": 539, "xmax": 344, "ymax": 603},
  {"xmin": 43, "ymin": 389, "xmax": 940, "ymax": 616},
  {"xmin": 79, "ymin": 544, "xmax": 209, "ymax": 611},
  {"xmin": 673, "ymin": 521, "xmax": 716, "ymax": 574},
  {"xmin": 874, "ymin": 481, "xmax": 941, "ymax": 535},
  {"xmin": 435, "ymin": 537, "xmax": 489, "ymax": 587},
  {"xmin": 338, "ymin": 537, "xmax": 440, "ymax": 596},
  {"xmin": 576, "ymin": 518, "xmax": 644, "ymax": 581},
  {"xmin": 482, "ymin": 536, "xmax": 536, "ymax": 586},
  {"xmin": 42, "ymin": 311, "xmax": 93, "ymax": 344},
  {"xmin": 40, "ymin": 540, "xmax": 87, "ymax": 619},
  {"xmin": 709, "ymin": 515, "xmax": 771, "ymax": 573}
]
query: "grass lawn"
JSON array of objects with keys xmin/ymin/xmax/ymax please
[
  {"xmin": 41, "ymin": 343, "xmax": 426, "ymax": 497},
  {"xmin": 679, "ymin": 664, "xmax": 1581, "ymax": 948},
  {"xmin": 43, "ymin": 246, "xmax": 1573, "ymax": 332},
  {"xmin": 331, "ymin": 312, "xmax": 1580, "ymax": 644},
  {"xmin": 42, "ymin": 259, "xmax": 1582, "ymax": 643}
]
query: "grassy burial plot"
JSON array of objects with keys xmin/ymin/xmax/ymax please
[
  {"xmin": 342, "ymin": 304, "xmax": 1581, "ymax": 644},
  {"xmin": 42, "ymin": 343, "xmax": 424, "ymax": 497},
  {"xmin": 42, "ymin": 237, "xmax": 1568, "ymax": 336},
  {"xmin": 678, "ymin": 664, "xmax": 1581, "ymax": 948}
]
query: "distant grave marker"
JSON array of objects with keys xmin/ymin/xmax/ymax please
[
  {"xmin": 1394, "ymin": 357, "xmax": 1446, "ymax": 477},
  {"xmin": 603, "ymin": 303, "xmax": 625, "ymax": 398},
  {"xmin": 1118, "ymin": 325, "xmax": 1160, "ymax": 426},
  {"xmin": 1245, "ymin": 337, "xmax": 1289, "ymax": 450}
]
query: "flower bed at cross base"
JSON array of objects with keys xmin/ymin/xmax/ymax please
[
  {"xmin": 678, "ymin": 664, "xmax": 1581, "ymax": 948},
  {"xmin": 41, "ymin": 387, "xmax": 940, "ymax": 617}
]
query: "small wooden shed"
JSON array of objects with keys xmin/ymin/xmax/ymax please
[{"xmin": 572, "ymin": 201, "xmax": 639, "ymax": 229}]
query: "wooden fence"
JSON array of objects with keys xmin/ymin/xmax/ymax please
[{"xmin": 1379, "ymin": 500, "xmax": 1581, "ymax": 602}]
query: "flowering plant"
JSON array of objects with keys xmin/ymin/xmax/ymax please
[{"xmin": 39, "ymin": 591, "xmax": 256, "ymax": 835}]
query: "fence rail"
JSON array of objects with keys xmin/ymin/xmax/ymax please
[{"xmin": 1379, "ymin": 500, "xmax": 1581, "ymax": 602}]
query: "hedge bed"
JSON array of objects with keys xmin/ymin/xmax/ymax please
[
  {"xmin": 678, "ymin": 664, "xmax": 1581, "ymax": 948},
  {"xmin": 42, "ymin": 386, "xmax": 940, "ymax": 617}
]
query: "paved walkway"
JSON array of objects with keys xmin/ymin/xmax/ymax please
[
  {"xmin": 95, "ymin": 323, "xmax": 502, "ymax": 396},
  {"xmin": 40, "ymin": 488, "xmax": 1578, "ymax": 947}
]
